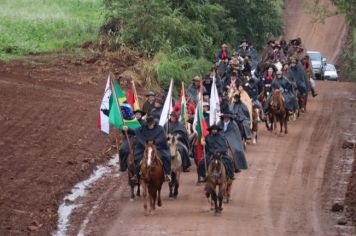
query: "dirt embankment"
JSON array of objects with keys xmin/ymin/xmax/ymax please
[
  {"xmin": 283, "ymin": 0, "xmax": 347, "ymax": 63},
  {"xmin": 0, "ymin": 49, "xmax": 141, "ymax": 235}
]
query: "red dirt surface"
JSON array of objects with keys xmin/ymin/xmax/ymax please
[
  {"xmin": 0, "ymin": 50, "xmax": 140, "ymax": 235},
  {"xmin": 283, "ymin": 0, "xmax": 347, "ymax": 63},
  {"xmin": 65, "ymin": 81, "xmax": 356, "ymax": 236}
]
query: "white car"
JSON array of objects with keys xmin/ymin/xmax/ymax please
[{"xmin": 324, "ymin": 63, "xmax": 338, "ymax": 81}]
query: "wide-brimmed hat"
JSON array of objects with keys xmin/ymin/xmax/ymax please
[
  {"xmin": 240, "ymin": 42, "xmax": 248, "ymax": 48},
  {"xmin": 146, "ymin": 116, "xmax": 155, "ymax": 125},
  {"xmin": 192, "ymin": 76, "xmax": 202, "ymax": 82},
  {"xmin": 207, "ymin": 124, "xmax": 222, "ymax": 131},
  {"xmin": 145, "ymin": 91, "xmax": 155, "ymax": 96},
  {"xmin": 221, "ymin": 43, "xmax": 228, "ymax": 48},
  {"xmin": 220, "ymin": 110, "xmax": 235, "ymax": 119},
  {"xmin": 170, "ymin": 111, "xmax": 179, "ymax": 119},
  {"xmin": 289, "ymin": 56, "xmax": 298, "ymax": 64},
  {"xmin": 203, "ymin": 102, "xmax": 210, "ymax": 107},
  {"xmin": 134, "ymin": 109, "xmax": 146, "ymax": 116},
  {"xmin": 155, "ymin": 97, "xmax": 164, "ymax": 105},
  {"xmin": 273, "ymin": 44, "xmax": 281, "ymax": 49}
]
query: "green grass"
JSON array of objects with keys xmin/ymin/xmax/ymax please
[{"xmin": 0, "ymin": 0, "xmax": 104, "ymax": 60}]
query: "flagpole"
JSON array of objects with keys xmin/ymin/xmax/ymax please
[{"xmin": 110, "ymin": 73, "xmax": 133, "ymax": 159}]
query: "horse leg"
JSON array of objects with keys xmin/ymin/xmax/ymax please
[
  {"xmin": 168, "ymin": 175, "xmax": 174, "ymax": 198},
  {"xmin": 130, "ymin": 183, "xmax": 135, "ymax": 200},
  {"xmin": 218, "ymin": 189, "xmax": 224, "ymax": 213},
  {"xmin": 285, "ymin": 113, "xmax": 288, "ymax": 134},
  {"xmin": 174, "ymin": 172, "xmax": 180, "ymax": 198},
  {"xmin": 280, "ymin": 116, "xmax": 283, "ymax": 134},
  {"xmin": 137, "ymin": 179, "xmax": 141, "ymax": 197},
  {"xmin": 157, "ymin": 181, "xmax": 162, "ymax": 207},
  {"xmin": 143, "ymin": 183, "xmax": 148, "ymax": 215},
  {"xmin": 273, "ymin": 115, "xmax": 278, "ymax": 135},
  {"xmin": 211, "ymin": 191, "xmax": 218, "ymax": 213}
]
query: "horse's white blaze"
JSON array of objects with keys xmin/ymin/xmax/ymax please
[
  {"xmin": 215, "ymin": 159, "xmax": 218, "ymax": 164},
  {"xmin": 147, "ymin": 147, "xmax": 152, "ymax": 166}
]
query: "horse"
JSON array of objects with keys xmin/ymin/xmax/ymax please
[
  {"xmin": 167, "ymin": 134, "xmax": 182, "ymax": 198},
  {"xmin": 297, "ymin": 90, "xmax": 308, "ymax": 117},
  {"xmin": 127, "ymin": 141, "xmax": 140, "ymax": 200},
  {"xmin": 205, "ymin": 152, "xmax": 227, "ymax": 214},
  {"xmin": 251, "ymin": 105, "xmax": 259, "ymax": 144},
  {"xmin": 140, "ymin": 141, "xmax": 164, "ymax": 215},
  {"xmin": 258, "ymin": 84, "xmax": 274, "ymax": 131},
  {"xmin": 270, "ymin": 90, "xmax": 289, "ymax": 134}
]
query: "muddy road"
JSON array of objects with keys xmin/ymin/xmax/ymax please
[{"xmin": 74, "ymin": 81, "xmax": 355, "ymax": 236}]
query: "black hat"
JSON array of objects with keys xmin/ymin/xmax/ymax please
[
  {"xmin": 146, "ymin": 116, "xmax": 155, "ymax": 125},
  {"xmin": 273, "ymin": 44, "xmax": 281, "ymax": 49},
  {"xmin": 134, "ymin": 109, "xmax": 146, "ymax": 116},
  {"xmin": 230, "ymin": 72, "xmax": 237, "ymax": 77},
  {"xmin": 155, "ymin": 97, "xmax": 164, "ymax": 105},
  {"xmin": 203, "ymin": 92, "xmax": 210, "ymax": 96},
  {"xmin": 207, "ymin": 124, "xmax": 222, "ymax": 131},
  {"xmin": 220, "ymin": 110, "xmax": 235, "ymax": 119},
  {"xmin": 170, "ymin": 111, "xmax": 179, "ymax": 119}
]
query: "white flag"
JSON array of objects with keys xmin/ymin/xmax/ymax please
[
  {"xmin": 98, "ymin": 75, "xmax": 112, "ymax": 134},
  {"xmin": 159, "ymin": 79, "xmax": 174, "ymax": 127},
  {"xmin": 209, "ymin": 76, "xmax": 220, "ymax": 126}
]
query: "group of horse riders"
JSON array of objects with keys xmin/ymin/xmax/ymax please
[{"xmin": 118, "ymin": 37, "xmax": 317, "ymax": 186}]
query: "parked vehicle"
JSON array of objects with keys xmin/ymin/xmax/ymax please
[
  {"xmin": 307, "ymin": 51, "xmax": 327, "ymax": 80},
  {"xmin": 324, "ymin": 63, "xmax": 338, "ymax": 81}
]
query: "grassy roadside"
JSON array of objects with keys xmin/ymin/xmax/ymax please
[{"xmin": 0, "ymin": 0, "xmax": 103, "ymax": 60}]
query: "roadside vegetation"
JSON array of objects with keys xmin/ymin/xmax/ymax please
[
  {"xmin": 0, "ymin": 0, "xmax": 104, "ymax": 60},
  {"xmin": 102, "ymin": 0, "xmax": 283, "ymax": 87}
]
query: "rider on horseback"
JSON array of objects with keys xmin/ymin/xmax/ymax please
[
  {"xmin": 165, "ymin": 112, "xmax": 191, "ymax": 172},
  {"xmin": 231, "ymin": 94, "xmax": 252, "ymax": 142},
  {"xmin": 204, "ymin": 124, "xmax": 235, "ymax": 179},
  {"xmin": 134, "ymin": 116, "xmax": 172, "ymax": 182}
]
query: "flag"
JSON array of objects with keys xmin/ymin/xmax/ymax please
[
  {"xmin": 209, "ymin": 76, "xmax": 220, "ymax": 126},
  {"xmin": 127, "ymin": 80, "xmax": 140, "ymax": 111},
  {"xmin": 193, "ymin": 80, "xmax": 209, "ymax": 163},
  {"xmin": 109, "ymin": 79, "xmax": 141, "ymax": 130},
  {"xmin": 98, "ymin": 75, "xmax": 112, "ymax": 134},
  {"xmin": 159, "ymin": 79, "xmax": 174, "ymax": 127},
  {"xmin": 179, "ymin": 82, "xmax": 188, "ymax": 128}
]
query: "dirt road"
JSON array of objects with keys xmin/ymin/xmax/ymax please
[{"xmin": 74, "ymin": 81, "xmax": 355, "ymax": 236}]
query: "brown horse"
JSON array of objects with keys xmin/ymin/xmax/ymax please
[
  {"xmin": 270, "ymin": 90, "xmax": 289, "ymax": 134},
  {"xmin": 251, "ymin": 105, "xmax": 259, "ymax": 144},
  {"xmin": 258, "ymin": 85, "xmax": 274, "ymax": 131},
  {"xmin": 140, "ymin": 141, "xmax": 164, "ymax": 215},
  {"xmin": 205, "ymin": 152, "xmax": 227, "ymax": 213},
  {"xmin": 297, "ymin": 91, "xmax": 308, "ymax": 117},
  {"xmin": 167, "ymin": 134, "xmax": 182, "ymax": 198},
  {"xmin": 127, "ymin": 143, "xmax": 140, "ymax": 200}
]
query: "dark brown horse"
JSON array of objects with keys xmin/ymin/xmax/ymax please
[
  {"xmin": 205, "ymin": 152, "xmax": 226, "ymax": 214},
  {"xmin": 251, "ymin": 105, "xmax": 259, "ymax": 144},
  {"xmin": 140, "ymin": 141, "xmax": 164, "ymax": 215},
  {"xmin": 125, "ymin": 136, "xmax": 140, "ymax": 200},
  {"xmin": 297, "ymin": 91, "xmax": 308, "ymax": 117},
  {"xmin": 270, "ymin": 90, "xmax": 289, "ymax": 134},
  {"xmin": 258, "ymin": 85, "xmax": 274, "ymax": 131}
]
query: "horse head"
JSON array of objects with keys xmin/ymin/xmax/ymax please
[
  {"xmin": 144, "ymin": 140, "xmax": 158, "ymax": 167},
  {"xmin": 271, "ymin": 90, "xmax": 284, "ymax": 111},
  {"xmin": 167, "ymin": 134, "xmax": 180, "ymax": 160},
  {"xmin": 209, "ymin": 152, "xmax": 224, "ymax": 179}
]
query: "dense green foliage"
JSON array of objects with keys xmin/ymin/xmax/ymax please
[
  {"xmin": 103, "ymin": 0, "xmax": 283, "ymax": 86},
  {"xmin": 0, "ymin": 0, "xmax": 103, "ymax": 60}
]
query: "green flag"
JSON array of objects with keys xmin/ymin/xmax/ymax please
[{"xmin": 109, "ymin": 80, "xmax": 141, "ymax": 130}]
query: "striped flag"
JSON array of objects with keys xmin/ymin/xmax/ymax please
[
  {"xmin": 97, "ymin": 75, "xmax": 112, "ymax": 134},
  {"xmin": 193, "ymin": 80, "xmax": 209, "ymax": 163},
  {"xmin": 127, "ymin": 80, "xmax": 140, "ymax": 111},
  {"xmin": 179, "ymin": 82, "xmax": 188, "ymax": 128}
]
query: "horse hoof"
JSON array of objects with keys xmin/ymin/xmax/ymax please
[
  {"xmin": 157, "ymin": 200, "xmax": 162, "ymax": 207},
  {"xmin": 130, "ymin": 198, "xmax": 134, "ymax": 202},
  {"xmin": 169, "ymin": 193, "xmax": 173, "ymax": 198}
]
